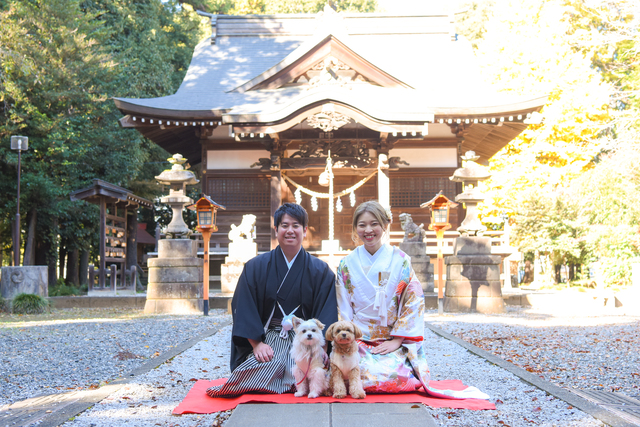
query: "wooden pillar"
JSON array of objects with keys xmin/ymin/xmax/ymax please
[
  {"xmin": 99, "ymin": 197, "xmax": 106, "ymax": 288},
  {"xmin": 377, "ymin": 153, "xmax": 390, "ymax": 209},
  {"xmin": 270, "ymin": 170, "xmax": 282, "ymax": 250}
]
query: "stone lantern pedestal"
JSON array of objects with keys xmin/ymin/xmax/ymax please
[
  {"xmin": 444, "ymin": 151, "xmax": 505, "ymax": 313},
  {"xmin": 444, "ymin": 236, "xmax": 504, "ymax": 313},
  {"xmin": 144, "ymin": 154, "xmax": 203, "ymax": 314},
  {"xmin": 145, "ymin": 239, "xmax": 203, "ymax": 314}
]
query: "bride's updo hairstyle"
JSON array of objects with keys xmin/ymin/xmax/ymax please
[{"xmin": 351, "ymin": 200, "xmax": 392, "ymax": 244}]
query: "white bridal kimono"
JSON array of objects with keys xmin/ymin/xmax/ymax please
[
  {"xmin": 336, "ymin": 244, "xmax": 429, "ymax": 393},
  {"xmin": 336, "ymin": 244, "xmax": 489, "ymax": 399}
]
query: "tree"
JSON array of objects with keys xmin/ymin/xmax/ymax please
[
  {"xmin": 456, "ymin": 0, "xmax": 639, "ymax": 286},
  {"xmin": 0, "ymin": 0, "xmax": 205, "ymax": 285},
  {"xmin": 180, "ymin": 0, "xmax": 377, "ymax": 14}
]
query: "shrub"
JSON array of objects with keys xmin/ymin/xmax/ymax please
[
  {"xmin": 49, "ymin": 283, "xmax": 81, "ymax": 297},
  {"xmin": 0, "ymin": 296, "xmax": 7, "ymax": 313},
  {"xmin": 11, "ymin": 293, "xmax": 50, "ymax": 315}
]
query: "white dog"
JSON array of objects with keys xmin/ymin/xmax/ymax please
[{"xmin": 290, "ymin": 317, "xmax": 329, "ymax": 398}]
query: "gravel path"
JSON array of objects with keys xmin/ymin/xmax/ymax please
[
  {"xmin": 3, "ymin": 304, "xmax": 633, "ymax": 426},
  {"xmin": 0, "ymin": 308, "xmax": 228, "ymax": 406},
  {"xmin": 427, "ymin": 304, "xmax": 640, "ymax": 402}
]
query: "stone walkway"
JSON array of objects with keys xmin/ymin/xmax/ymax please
[{"xmin": 1, "ymin": 314, "xmax": 638, "ymax": 427}]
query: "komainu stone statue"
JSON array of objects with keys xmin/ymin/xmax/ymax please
[
  {"xmin": 228, "ymin": 214, "xmax": 257, "ymax": 243},
  {"xmin": 399, "ymin": 213, "xmax": 426, "ymax": 242},
  {"xmin": 398, "ymin": 213, "xmax": 432, "ymax": 292},
  {"xmin": 222, "ymin": 214, "xmax": 258, "ymax": 294}
]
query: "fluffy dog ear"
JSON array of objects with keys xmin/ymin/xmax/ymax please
[
  {"xmin": 352, "ymin": 322, "xmax": 363, "ymax": 339},
  {"xmin": 292, "ymin": 316, "xmax": 302, "ymax": 331},
  {"xmin": 314, "ymin": 319, "xmax": 325, "ymax": 331},
  {"xmin": 324, "ymin": 323, "xmax": 335, "ymax": 342}
]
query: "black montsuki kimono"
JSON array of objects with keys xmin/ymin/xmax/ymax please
[{"xmin": 229, "ymin": 246, "xmax": 338, "ymax": 371}]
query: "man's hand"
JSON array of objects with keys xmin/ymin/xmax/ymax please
[
  {"xmin": 322, "ymin": 349, "xmax": 330, "ymax": 369},
  {"xmin": 248, "ymin": 338, "xmax": 274, "ymax": 363},
  {"xmin": 370, "ymin": 337, "xmax": 403, "ymax": 355}
]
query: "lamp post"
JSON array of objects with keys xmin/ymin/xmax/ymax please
[
  {"xmin": 421, "ymin": 191, "xmax": 458, "ymax": 315},
  {"xmin": 10, "ymin": 136, "xmax": 28, "ymax": 266},
  {"xmin": 188, "ymin": 195, "xmax": 225, "ymax": 316}
]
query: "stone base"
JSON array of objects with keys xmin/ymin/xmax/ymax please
[
  {"xmin": 444, "ymin": 296, "xmax": 505, "ymax": 313},
  {"xmin": 1, "ymin": 266, "xmax": 48, "ymax": 299},
  {"xmin": 144, "ymin": 298, "xmax": 203, "ymax": 314},
  {"xmin": 400, "ymin": 242, "xmax": 433, "ymax": 292},
  {"xmin": 228, "ymin": 241, "xmax": 257, "ymax": 264},
  {"xmin": 443, "ymin": 236, "xmax": 504, "ymax": 313},
  {"xmin": 221, "ymin": 260, "xmax": 244, "ymax": 294},
  {"xmin": 145, "ymin": 239, "xmax": 204, "ymax": 314}
]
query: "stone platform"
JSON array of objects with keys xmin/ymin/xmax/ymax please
[{"xmin": 145, "ymin": 239, "xmax": 204, "ymax": 314}]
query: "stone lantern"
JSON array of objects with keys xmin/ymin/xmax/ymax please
[
  {"xmin": 444, "ymin": 151, "xmax": 504, "ymax": 313},
  {"xmin": 450, "ymin": 151, "xmax": 491, "ymax": 236},
  {"xmin": 145, "ymin": 154, "xmax": 204, "ymax": 314},
  {"xmin": 155, "ymin": 154, "xmax": 199, "ymax": 238}
]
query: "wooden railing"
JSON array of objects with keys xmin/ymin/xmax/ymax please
[{"xmin": 390, "ymin": 230, "xmax": 509, "ymax": 255}]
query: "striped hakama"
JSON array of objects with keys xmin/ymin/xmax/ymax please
[{"xmin": 206, "ymin": 326, "xmax": 296, "ymax": 397}]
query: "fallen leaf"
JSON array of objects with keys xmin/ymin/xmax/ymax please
[
  {"xmin": 203, "ymin": 358, "xmax": 209, "ymax": 361},
  {"xmin": 533, "ymin": 407, "xmax": 542, "ymax": 412}
]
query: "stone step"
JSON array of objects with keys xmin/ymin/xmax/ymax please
[{"xmin": 225, "ymin": 403, "xmax": 438, "ymax": 427}]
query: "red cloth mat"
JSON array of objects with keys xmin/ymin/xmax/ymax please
[{"xmin": 173, "ymin": 379, "xmax": 496, "ymax": 414}]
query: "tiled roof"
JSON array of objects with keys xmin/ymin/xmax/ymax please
[{"xmin": 114, "ymin": 11, "xmax": 544, "ymax": 121}]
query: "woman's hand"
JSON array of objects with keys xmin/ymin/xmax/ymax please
[
  {"xmin": 370, "ymin": 337, "xmax": 403, "ymax": 355},
  {"xmin": 248, "ymin": 338, "xmax": 274, "ymax": 363}
]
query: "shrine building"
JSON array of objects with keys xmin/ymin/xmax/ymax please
[{"xmin": 114, "ymin": 7, "xmax": 546, "ymax": 254}]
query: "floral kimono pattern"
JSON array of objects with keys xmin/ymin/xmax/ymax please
[
  {"xmin": 336, "ymin": 244, "xmax": 429, "ymax": 393},
  {"xmin": 336, "ymin": 244, "xmax": 490, "ymax": 400}
]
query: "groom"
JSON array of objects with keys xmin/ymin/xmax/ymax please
[{"xmin": 207, "ymin": 203, "xmax": 337, "ymax": 397}]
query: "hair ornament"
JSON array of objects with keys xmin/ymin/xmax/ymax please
[{"xmin": 385, "ymin": 207, "xmax": 393, "ymax": 224}]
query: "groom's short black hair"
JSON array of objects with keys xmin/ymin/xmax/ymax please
[{"xmin": 274, "ymin": 203, "xmax": 308, "ymax": 228}]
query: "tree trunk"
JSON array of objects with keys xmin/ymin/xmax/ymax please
[
  {"xmin": 48, "ymin": 218, "xmax": 58, "ymax": 287},
  {"xmin": 59, "ymin": 240, "xmax": 67, "ymax": 283},
  {"xmin": 23, "ymin": 208, "xmax": 37, "ymax": 265},
  {"xmin": 79, "ymin": 249, "xmax": 89, "ymax": 287},
  {"xmin": 35, "ymin": 233, "xmax": 47, "ymax": 266},
  {"xmin": 67, "ymin": 248, "xmax": 79, "ymax": 286}
]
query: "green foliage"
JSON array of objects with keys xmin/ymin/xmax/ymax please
[
  {"xmin": 11, "ymin": 293, "xmax": 50, "ymax": 314},
  {"xmin": 0, "ymin": 0, "xmax": 206, "ymax": 271},
  {"xmin": 461, "ymin": 0, "xmax": 639, "ymax": 287},
  {"xmin": 0, "ymin": 296, "xmax": 7, "ymax": 313},
  {"xmin": 49, "ymin": 282, "xmax": 82, "ymax": 297},
  {"xmin": 456, "ymin": 1, "xmax": 496, "ymax": 49},
  {"xmin": 181, "ymin": 0, "xmax": 377, "ymax": 14}
]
